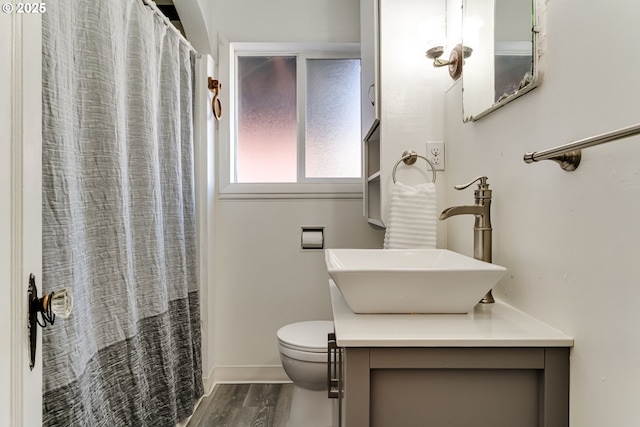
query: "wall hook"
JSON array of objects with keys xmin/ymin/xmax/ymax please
[{"xmin": 208, "ymin": 77, "xmax": 222, "ymax": 121}]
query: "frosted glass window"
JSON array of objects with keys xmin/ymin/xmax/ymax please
[
  {"xmin": 305, "ymin": 59, "xmax": 361, "ymax": 178},
  {"xmin": 234, "ymin": 52, "xmax": 361, "ymax": 186},
  {"xmin": 237, "ymin": 56, "xmax": 297, "ymax": 183}
]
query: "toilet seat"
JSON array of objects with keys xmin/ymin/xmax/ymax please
[{"xmin": 277, "ymin": 321, "xmax": 334, "ymax": 362}]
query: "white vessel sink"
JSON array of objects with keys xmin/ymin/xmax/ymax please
[{"xmin": 324, "ymin": 249, "xmax": 507, "ymax": 314}]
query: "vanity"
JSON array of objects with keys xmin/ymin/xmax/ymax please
[{"xmin": 328, "ymin": 281, "xmax": 573, "ymax": 427}]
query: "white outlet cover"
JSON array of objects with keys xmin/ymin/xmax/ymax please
[{"xmin": 426, "ymin": 141, "xmax": 445, "ymax": 171}]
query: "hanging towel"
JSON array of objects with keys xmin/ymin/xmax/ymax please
[{"xmin": 383, "ymin": 181, "xmax": 437, "ymax": 249}]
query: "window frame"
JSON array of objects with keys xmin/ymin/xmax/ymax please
[{"xmin": 218, "ymin": 41, "xmax": 363, "ymax": 199}]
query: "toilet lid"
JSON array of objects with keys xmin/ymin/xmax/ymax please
[{"xmin": 277, "ymin": 321, "xmax": 334, "ymax": 353}]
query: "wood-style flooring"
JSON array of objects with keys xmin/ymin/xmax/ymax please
[{"xmin": 189, "ymin": 383, "xmax": 293, "ymax": 427}]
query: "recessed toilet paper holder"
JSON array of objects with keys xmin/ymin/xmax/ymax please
[{"xmin": 301, "ymin": 226, "xmax": 325, "ymax": 250}]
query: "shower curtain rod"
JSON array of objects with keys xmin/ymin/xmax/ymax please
[{"xmin": 140, "ymin": 0, "xmax": 197, "ymax": 54}]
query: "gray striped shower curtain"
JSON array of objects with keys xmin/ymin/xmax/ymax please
[{"xmin": 42, "ymin": 1, "xmax": 203, "ymax": 425}]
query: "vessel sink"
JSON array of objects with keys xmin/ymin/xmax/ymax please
[{"xmin": 324, "ymin": 249, "xmax": 507, "ymax": 314}]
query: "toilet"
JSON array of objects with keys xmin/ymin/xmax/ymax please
[{"xmin": 277, "ymin": 320, "xmax": 336, "ymax": 427}]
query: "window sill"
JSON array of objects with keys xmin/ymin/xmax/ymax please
[{"xmin": 218, "ymin": 182, "xmax": 363, "ymax": 200}]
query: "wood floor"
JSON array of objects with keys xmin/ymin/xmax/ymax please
[{"xmin": 188, "ymin": 383, "xmax": 293, "ymax": 427}]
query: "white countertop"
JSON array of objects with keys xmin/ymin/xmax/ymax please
[{"xmin": 330, "ymin": 281, "xmax": 573, "ymax": 348}]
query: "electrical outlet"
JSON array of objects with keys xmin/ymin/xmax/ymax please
[{"xmin": 426, "ymin": 141, "xmax": 445, "ymax": 171}]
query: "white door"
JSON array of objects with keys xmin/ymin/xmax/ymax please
[{"xmin": 0, "ymin": 11, "xmax": 43, "ymax": 427}]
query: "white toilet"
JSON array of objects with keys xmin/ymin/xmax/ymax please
[{"xmin": 277, "ymin": 320, "xmax": 335, "ymax": 427}]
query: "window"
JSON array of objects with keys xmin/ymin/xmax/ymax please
[
  {"xmin": 305, "ymin": 59, "xmax": 362, "ymax": 180},
  {"xmin": 220, "ymin": 43, "xmax": 362, "ymax": 198},
  {"xmin": 236, "ymin": 55, "xmax": 298, "ymax": 183}
]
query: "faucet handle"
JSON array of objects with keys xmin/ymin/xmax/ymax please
[{"xmin": 454, "ymin": 176, "xmax": 488, "ymax": 190}]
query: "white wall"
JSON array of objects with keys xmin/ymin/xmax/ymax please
[
  {"xmin": 205, "ymin": 0, "xmax": 385, "ymax": 381},
  {"xmin": 378, "ymin": 0, "xmax": 450, "ymax": 241},
  {"xmin": 206, "ymin": 0, "xmax": 361, "ymax": 57},
  {"xmin": 444, "ymin": 1, "xmax": 640, "ymax": 425},
  {"xmin": 215, "ymin": 200, "xmax": 383, "ymax": 373}
]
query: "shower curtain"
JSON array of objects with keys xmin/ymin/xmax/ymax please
[{"xmin": 41, "ymin": 1, "xmax": 203, "ymax": 425}]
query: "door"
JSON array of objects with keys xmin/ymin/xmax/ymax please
[{"xmin": 0, "ymin": 11, "xmax": 43, "ymax": 427}]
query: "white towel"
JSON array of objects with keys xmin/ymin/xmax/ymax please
[{"xmin": 383, "ymin": 181, "xmax": 437, "ymax": 249}]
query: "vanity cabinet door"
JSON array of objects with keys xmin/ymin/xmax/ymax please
[
  {"xmin": 360, "ymin": 0, "xmax": 380, "ymax": 138},
  {"xmin": 371, "ymin": 368, "xmax": 539, "ymax": 427},
  {"xmin": 361, "ymin": 0, "xmax": 384, "ymax": 226},
  {"xmin": 371, "ymin": 348, "xmax": 543, "ymax": 427}
]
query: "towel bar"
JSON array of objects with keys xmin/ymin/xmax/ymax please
[
  {"xmin": 392, "ymin": 150, "xmax": 437, "ymax": 183},
  {"xmin": 523, "ymin": 122, "xmax": 640, "ymax": 171}
]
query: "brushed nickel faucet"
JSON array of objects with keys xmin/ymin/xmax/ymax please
[{"xmin": 439, "ymin": 176, "xmax": 495, "ymax": 304}]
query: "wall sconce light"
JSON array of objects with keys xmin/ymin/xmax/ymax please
[
  {"xmin": 27, "ymin": 274, "xmax": 73, "ymax": 370},
  {"xmin": 425, "ymin": 44, "xmax": 473, "ymax": 80}
]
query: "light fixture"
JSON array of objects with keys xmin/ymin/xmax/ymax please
[
  {"xmin": 425, "ymin": 43, "xmax": 473, "ymax": 80},
  {"xmin": 27, "ymin": 274, "xmax": 74, "ymax": 370}
]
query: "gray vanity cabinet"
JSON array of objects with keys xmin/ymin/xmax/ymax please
[{"xmin": 340, "ymin": 346, "xmax": 569, "ymax": 427}]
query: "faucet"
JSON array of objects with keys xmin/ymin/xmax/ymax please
[{"xmin": 439, "ymin": 176, "xmax": 495, "ymax": 304}]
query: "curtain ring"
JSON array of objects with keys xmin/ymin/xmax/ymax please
[{"xmin": 208, "ymin": 78, "xmax": 222, "ymax": 121}]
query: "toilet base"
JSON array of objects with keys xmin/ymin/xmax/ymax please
[{"xmin": 286, "ymin": 385, "xmax": 335, "ymax": 427}]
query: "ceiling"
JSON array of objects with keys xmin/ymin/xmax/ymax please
[{"xmin": 155, "ymin": 0, "xmax": 185, "ymax": 36}]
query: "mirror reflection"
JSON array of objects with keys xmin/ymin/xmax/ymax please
[{"xmin": 462, "ymin": 0, "xmax": 539, "ymax": 122}]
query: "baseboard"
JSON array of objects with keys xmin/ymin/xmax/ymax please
[
  {"xmin": 202, "ymin": 365, "xmax": 216, "ymax": 396},
  {"xmin": 213, "ymin": 365, "xmax": 290, "ymax": 384}
]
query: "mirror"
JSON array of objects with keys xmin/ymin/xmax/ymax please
[{"xmin": 462, "ymin": 0, "xmax": 543, "ymax": 122}]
